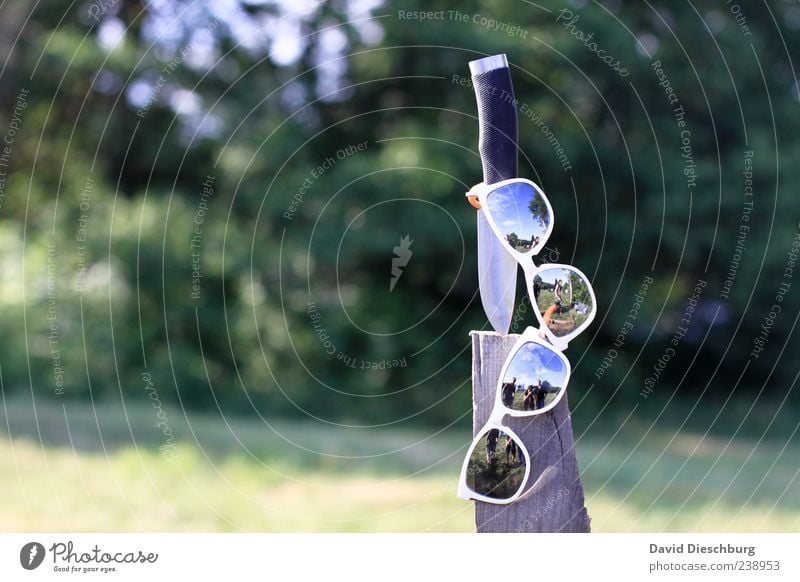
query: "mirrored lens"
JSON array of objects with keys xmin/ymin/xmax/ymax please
[
  {"xmin": 485, "ymin": 182, "xmax": 551, "ymax": 254},
  {"xmin": 532, "ymin": 267, "xmax": 595, "ymax": 338},
  {"xmin": 499, "ymin": 342, "xmax": 568, "ymax": 412},
  {"xmin": 466, "ymin": 429, "xmax": 526, "ymax": 499}
]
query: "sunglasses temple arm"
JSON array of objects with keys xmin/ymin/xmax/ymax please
[{"xmin": 516, "ymin": 464, "xmax": 560, "ymax": 502}]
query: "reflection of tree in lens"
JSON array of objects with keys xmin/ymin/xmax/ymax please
[
  {"xmin": 528, "ymin": 192, "xmax": 550, "ymax": 228},
  {"xmin": 466, "ymin": 432, "xmax": 525, "ymax": 499},
  {"xmin": 569, "ymin": 270, "xmax": 592, "ymax": 306}
]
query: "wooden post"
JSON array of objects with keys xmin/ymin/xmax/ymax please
[{"xmin": 471, "ymin": 331, "xmax": 591, "ymax": 533}]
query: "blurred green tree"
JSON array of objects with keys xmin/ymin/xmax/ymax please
[{"xmin": 0, "ymin": 0, "xmax": 797, "ymax": 429}]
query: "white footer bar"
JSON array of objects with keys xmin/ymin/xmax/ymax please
[{"xmin": 1, "ymin": 533, "xmax": 798, "ymax": 581}]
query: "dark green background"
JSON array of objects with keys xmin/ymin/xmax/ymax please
[{"xmin": 0, "ymin": 0, "xmax": 798, "ymax": 435}]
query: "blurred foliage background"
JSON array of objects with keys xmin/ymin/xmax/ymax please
[{"xmin": 0, "ymin": 0, "xmax": 798, "ymax": 436}]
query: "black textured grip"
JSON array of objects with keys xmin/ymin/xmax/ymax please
[{"xmin": 472, "ymin": 66, "xmax": 518, "ymax": 185}]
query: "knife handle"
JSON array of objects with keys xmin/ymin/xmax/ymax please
[{"xmin": 470, "ymin": 54, "xmax": 518, "ymax": 185}]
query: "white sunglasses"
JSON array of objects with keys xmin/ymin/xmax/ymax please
[
  {"xmin": 457, "ymin": 328, "xmax": 572, "ymax": 504},
  {"xmin": 459, "ymin": 178, "xmax": 596, "ymax": 504},
  {"xmin": 466, "ymin": 178, "xmax": 597, "ymax": 351}
]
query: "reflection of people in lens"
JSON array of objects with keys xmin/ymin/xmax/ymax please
[
  {"xmin": 523, "ymin": 385, "xmax": 536, "ymax": 410},
  {"xmin": 485, "ymin": 428, "xmax": 499, "ymax": 465},
  {"xmin": 499, "ymin": 342, "xmax": 566, "ymax": 415},
  {"xmin": 467, "ymin": 429, "xmax": 526, "ymax": 499},
  {"xmin": 522, "ymin": 380, "xmax": 552, "ymax": 410},
  {"xmin": 504, "ymin": 435, "xmax": 519, "ymax": 465},
  {"xmin": 501, "ymin": 377, "xmax": 516, "ymax": 408},
  {"xmin": 543, "ymin": 279, "xmax": 569, "ymax": 332},
  {"xmin": 535, "ymin": 269, "xmax": 593, "ymax": 337},
  {"xmin": 553, "ymin": 279, "xmax": 563, "ymax": 306},
  {"xmin": 537, "ymin": 380, "xmax": 549, "ymax": 410},
  {"xmin": 503, "ymin": 233, "xmax": 540, "ymax": 253},
  {"xmin": 530, "ymin": 380, "xmax": 542, "ymax": 410}
]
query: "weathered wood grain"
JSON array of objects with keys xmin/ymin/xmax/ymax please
[{"xmin": 471, "ymin": 330, "xmax": 591, "ymax": 533}]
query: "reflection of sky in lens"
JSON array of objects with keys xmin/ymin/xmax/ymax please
[
  {"xmin": 486, "ymin": 184, "xmax": 549, "ymax": 240},
  {"xmin": 538, "ymin": 268, "xmax": 572, "ymax": 286},
  {"xmin": 503, "ymin": 343, "xmax": 566, "ymax": 388}
]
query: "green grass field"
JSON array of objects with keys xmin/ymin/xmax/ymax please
[{"xmin": 1, "ymin": 395, "xmax": 798, "ymax": 532}]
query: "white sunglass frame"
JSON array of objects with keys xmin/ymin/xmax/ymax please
[
  {"xmin": 467, "ymin": 178, "xmax": 598, "ymax": 351},
  {"xmin": 457, "ymin": 327, "xmax": 572, "ymax": 504}
]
